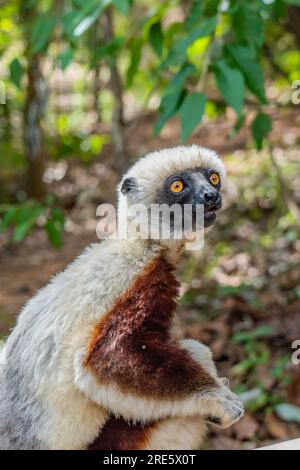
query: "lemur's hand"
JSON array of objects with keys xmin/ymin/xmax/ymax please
[
  {"xmin": 180, "ymin": 339, "xmax": 244, "ymax": 428},
  {"xmin": 197, "ymin": 381, "xmax": 244, "ymax": 428}
]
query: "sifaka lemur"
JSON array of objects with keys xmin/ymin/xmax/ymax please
[{"xmin": 0, "ymin": 145, "xmax": 244, "ymax": 450}]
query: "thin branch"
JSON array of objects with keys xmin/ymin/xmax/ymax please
[{"xmin": 103, "ymin": 6, "xmax": 130, "ymax": 174}]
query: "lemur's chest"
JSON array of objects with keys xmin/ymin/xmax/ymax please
[
  {"xmin": 84, "ymin": 256, "xmax": 180, "ymax": 389},
  {"xmin": 84, "ymin": 257, "xmax": 180, "ymax": 451}
]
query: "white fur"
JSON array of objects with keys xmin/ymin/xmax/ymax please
[
  {"xmin": 0, "ymin": 343, "xmax": 5, "ymax": 366},
  {"xmin": 0, "ymin": 238, "xmax": 161, "ymax": 449},
  {"xmin": 74, "ymin": 340, "xmax": 243, "ymax": 427},
  {"xmin": 118, "ymin": 145, "xmax": 225, "ymax": 226},
  {"xmin": 145, "ymin": 417, "xmax": 207, "ymax": 450},
  {"xmin": 0, "ymin": 146, "xmax": 241, "ymax": 451}
]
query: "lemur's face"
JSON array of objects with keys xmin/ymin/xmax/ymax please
[
  {"xmin": 121, "ymin": 166, "xmax": 222, "ymax": 230},
  {"xmin": 155, "ymin": 167, "xmax": 222, "ymax": 228}
]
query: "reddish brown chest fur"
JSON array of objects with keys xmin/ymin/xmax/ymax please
[
  {"xmin": 86, "ymin": 255, "xmax": 217, "ymax": 450},
  {"xmin": 88, "ymin": 417, "xmax": 155, "ymax": 450},
  {"xmin": 85, "ymin": 255, "xmax": 215, "ymax": 399}
]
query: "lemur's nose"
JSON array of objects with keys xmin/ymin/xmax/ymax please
[{"xmin": 204, "ymin": 189, "xmax": 219, "ymax": 206}]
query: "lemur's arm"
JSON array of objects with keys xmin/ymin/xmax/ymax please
[
  {"xmin": 74, "ymin": 255, "xmax": 243, "ymax": 427},
  {"xmin": 74, "ymin": 341, "xmax": 243, "ymax": 428}
]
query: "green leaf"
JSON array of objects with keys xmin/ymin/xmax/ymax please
[
  {"xmin": 12, "ymin": 204, "xmax": 43, "ymax": 243},
  {"xmin": 112, "ymin": 0, "xmax": 130, "ymax": 16},
  {"xmin": 126, "ymin": 39, "xmax": 142, "ymax": 87},
  {"xmin": 245, "ymin": 390, "xmax": 269, "ymax": 412},
  {"xmin": 232, "ymin": 325, "xmax": 273, "ymax": 343},
  {"xmin": 58, "ymin": 47, "xmax": 74, "ymax": 71},
  {"xmin": 154, "ymin": 90, "xmax": 185, "ymax": 135},
  {"xmin": 72, "ymin": 0, "xmax": 99, "ymax": 9},
  {"xmin": 186, "ymin": 15, "xmax": 217, "ymax": 43},
  {"xmin": 251, "ymin": 112, "xmax": 272, "ymax": 150},
  {"xmin": 93, "ymin": 37, "xmax": 124, "ymax": 63},
  {"xmin": 25, "ymin": 0, "xmax": 38, "ymax": 7},
  {"xmin": 229, "ymin": 114, "xmax": 245, "ymax": 139},
  {"xmin": 51, "ymin": 207, "xmax": 65, "ymax": 225},
  {"xmin": 31, "ymin": 15, "xmax": 56, "ymax": 53},
  {"xmin": 0, "ymin": 207, "xmax": 18, "ymax": 232},
  {"xmin": 225, "ymin": 44, "xmax": 266, "ymax": 103},
  {"xmin": 232, "ymin": 5, "xmax": 264, "ymax": 47},
  {"xmin": 163, "ymin": 15, "xmax": 217, "ymax": 68},
  {"xmin": 149, "ymin": 22, "xmax": 163, "ymax": 57},
  {"xmin": 154, "ymin": 64, "xmax": 195, "ymax": 134},
  {"xmin": 45, "ymin": 219, "xmax": 62, "ymax": 248},
  {"xmin": 185, "ymin": 1, "xmax": 203, "ymax": 30},
  {"xmin": 45, "ymin": 208, "xmax": 65, "ymax": 248},
  {"xmin": 271, "ymin": 355, "xmax": 290, "ymax": 379},
  {"xmin": 74, "ymin": 1, "xmax": 109, "ymax": 37},
  {"xmin": 12, "ymin": 219, "xmax": 33, "ymax": 242},
  {"xmin": 62, "ymin": 1, "xmax": 109, "ymax": 38},
  {"xmin": 61, "ymin": 11, "xmax": 83, "ymax": 39},
  {"xmin": 275, "ymin": 403, "xmax": 300, "ymax": 424},
  {"xmin": 213, "ymin": 59, "xmax": 244, "ymax": 116},
  {"xmin": 179, "ymin": 92, "xmax": 206, "ymax": 141},
  {"xmin": 10, "ymin": 58, "xmax": 23, "ymax": 89},
  {"xmin": 74, "ymin": 15, "xmax": 98, "ymax": 36},
  {"xmin": 284, "ymin": 0, "xmax": 300, "ymax": 5}
]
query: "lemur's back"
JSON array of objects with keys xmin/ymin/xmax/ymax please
[
  {"xmin": 0, "ymin": 238, "xmax": 162, "ymax": 450},
  {"xmin": 0, "ymin": 340, "xmax": 45, "ymax": 449}
]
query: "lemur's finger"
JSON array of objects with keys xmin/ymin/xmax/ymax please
[
  {"xmin": 196, "ymin": 386, "xmax": 244, "ymax": 429},
  {"xmin": 220, "ymin": 377, "xmax": 230, "ymax": 388}
]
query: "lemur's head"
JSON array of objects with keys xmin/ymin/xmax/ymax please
[{"xmin": 118, "ymin": 145, "xmax": 226, "ymax": 240}]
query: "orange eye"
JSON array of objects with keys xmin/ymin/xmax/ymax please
[
  {"xmin": 170, "ymin": 180, "xmax": 185, "ymax": 194},
  {"xmin": 210, "ymin": 173, "xmax": 220, "ymax": 186}
]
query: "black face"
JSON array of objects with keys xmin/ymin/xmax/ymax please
[{"xmin": 156, "ymin": 168, "xmax": 222, "ymax": 228}]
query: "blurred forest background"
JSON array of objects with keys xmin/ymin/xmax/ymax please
[{"xmin": 0, "ymin": 0, "xmax": 300, "ymax": 449}]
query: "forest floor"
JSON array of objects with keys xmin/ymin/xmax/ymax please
[{"xmin": 0, "ymin": 109, "xmax": 300, "ymax": 449}]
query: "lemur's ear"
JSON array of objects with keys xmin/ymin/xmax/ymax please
[{"xmin": 121, "ymin": 177, "xmax": 137, "ymax": 196}]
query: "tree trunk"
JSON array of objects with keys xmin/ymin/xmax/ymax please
[
  {"xmin": 21, "ymin": 1, "xmax": 47, "ymax": 200},
  {"xmin": 24, "ymin": 53, "xmax": 47, "ymax": 199},
  {"xmin": 287, "ymin": 6, "xmax": 300, "ymax": 47},
  {"xmin": 91, "ymin": 19, "xmax": 102, "ymax": 129},
  {"xmin": 103, "ymin": 6, "xmax": 130, "ymax": 174},
  {"xmin": 93, "ymin": 62, "xmax": 102, "ymax": 129},
  {"xmin": 1, "ymin": 93, "xmax": 11, "ymax": 137}
]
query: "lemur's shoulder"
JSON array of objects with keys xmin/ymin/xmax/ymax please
[
  {"xmin": 18, "ymin": 238, "xmax": 158, "ymax": 325},
  {"xmin": 57, "ymin": 238, "xmax": 161, "ymax": 310}
]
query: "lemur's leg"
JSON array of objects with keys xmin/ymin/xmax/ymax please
[
  {"xmin": 88, "ymin": 416, "xmax": 207, "ymax": 450},
  {"xmin": 144, "ymin": 416, "xmax": 207, "ymax": 450}
]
